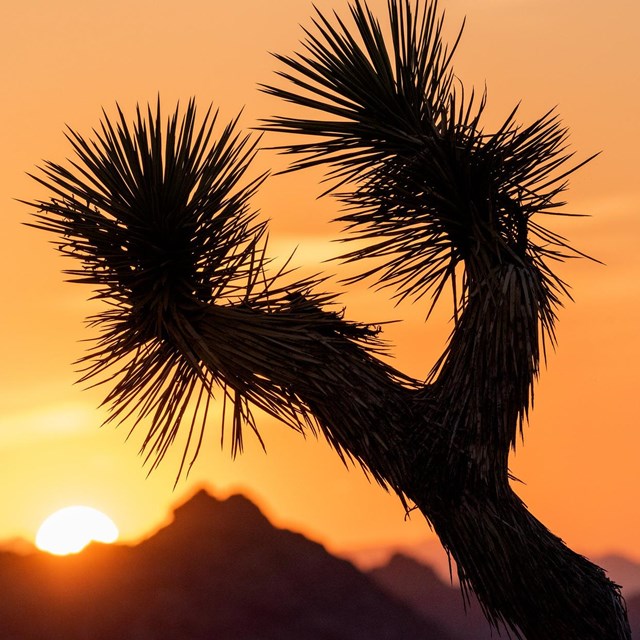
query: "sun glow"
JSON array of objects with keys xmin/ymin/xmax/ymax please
[{"xmin": 35, "ymin": 506, "xmax": 119, "ymax": 555}]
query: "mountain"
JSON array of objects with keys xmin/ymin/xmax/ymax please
[
  {"xmin": 0, "ymin": 490, "xmax": 452, "ymax": 640},
  {"xmin": 628, "ymin": 593, "xmax": 640, "ymax": 638},
  {"xmin": 369, "ymin": 553, "xmax": 640, "ymax": 640},
  {"xmin": 343, "ymin": 539, "xmax": 456, "ymax": 585},
  {"xmin": 369, "ymin": 553, "xmax": 499, "ymax": 640},
  {"xmin": 0, "ymin": 536, "xmax": 36, "ymax": 555},
  {"xmin": 347, "ymin": 541, "xmax": 640, "ymax": 599},
  {"xmin": 597, "ymin": 554, "xmax": 640, "ymax": 597}
]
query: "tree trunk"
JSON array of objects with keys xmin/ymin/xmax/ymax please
[{"xmin": 178, "ymin": 259, "xmax": 630, "ymax": 638}]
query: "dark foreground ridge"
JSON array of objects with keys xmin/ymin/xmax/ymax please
[{"xmin": 0, "ymin": 490, "xmax": 451, "ymax": 640}]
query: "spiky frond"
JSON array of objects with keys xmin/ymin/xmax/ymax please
[
  {"xmin": 25, "ymin": 100, "xmax": 268, "ymax": 469},
  {"xmin": 261, "ymin": 0, "xmax": 456, "ymax": 172},
  {"xmin": 262, "ymin": 0, "xmax": 594, "ymax": 330},
  {"xmin": 25, "ymin": 100, "xmax": 285, "ymax": 472},
  {"xmin": 25, "ymin": 99, "xmax": 405, "ymax": 477},
  {"xmin": 28, "ymin": 99, "xmax": 265, "ymax": 311}
]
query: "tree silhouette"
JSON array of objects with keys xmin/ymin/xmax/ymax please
[{"xmin": 26, "ymin": 1, "xmax": 630, "ymax": 637}]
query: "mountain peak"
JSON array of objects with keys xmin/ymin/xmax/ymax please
[
  {"xmin": 171, "ymin": 488, "xmax": 269, "ymax": 530},
  {"xmin": 370, "ymin": 553, "xmax": 499, "ymax": 640},
  {"xmin": 384, "ymin": 552, "xmax": 446, "ymax": 586},
  {"xmin": 173, "ymin": 487, "xmax": 221, "ymax": 513}
]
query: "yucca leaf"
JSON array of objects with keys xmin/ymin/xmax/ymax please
[{"xmin": 261, "ymin": 0, "xmax": 595, "ymax": 346}]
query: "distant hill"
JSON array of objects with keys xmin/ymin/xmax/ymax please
[
  {"xmin": 346, "ymin": 541, "xmax": 640, "ymax": 599},
  {"xmin": 628, "ymin": 593, "xmax": 640, "ymax": 638},
  {"xmin": 369, "ymin": 553, "xmax": 500, "ymax": 640},
  {"xmin": 597, "ymin": 555, "xmax": 640, "ymax": 597},
  {"xmin": 0, "ymin": 489, "xmax": 452, "ymax": 640},
  {"xmin": 0, "ymin": 536, "xmax": 36, "ymax": 555},
  {"xmin": 367, "ymin": 552, "xmax": 640, "ymax": 639},
  {"xmin": 342, "ymin": 538, "xmax": 456, "ymax": 584}
]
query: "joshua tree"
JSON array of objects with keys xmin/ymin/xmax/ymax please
[{"xmin": 26, "ymin": 1, "xmax": 630, "ymax": 637}]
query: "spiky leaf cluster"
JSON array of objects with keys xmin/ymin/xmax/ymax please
[
  {"xmin": 262, "ymin": 0, "xmax": 594, "ymax": 335},
  {"xmin": 29, "ymin": 100, "xmax": 265, "ymax": 320},
  {"xmin": 26, "ymin": 100, "xmax": 277, "ymax": 470},
  {"xmin": 25, "ymin": 99, "xmax": 398, "ymax": 475}
]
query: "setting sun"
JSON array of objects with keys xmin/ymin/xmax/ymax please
[{"xmin": 35, "ymin": 506, "xmax": 119, "ymax": 556}]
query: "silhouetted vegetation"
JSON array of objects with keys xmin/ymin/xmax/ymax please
[{"xmin": 26, "ymin": 1, "xmax": 631, "ymax": 637}]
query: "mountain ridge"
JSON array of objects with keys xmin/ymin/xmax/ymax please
[{"xmin": 0, "ymin": 489, "xmax": 452, "ymax": 640}]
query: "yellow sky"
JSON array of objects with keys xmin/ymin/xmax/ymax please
[{"xmin": 0, "ymin": 0, "xmax": 638, "ymax": 562}]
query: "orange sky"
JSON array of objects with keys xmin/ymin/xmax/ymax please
[{"xmin": 1, "ymin": 0, "xmax": 638, "ymax": 563}]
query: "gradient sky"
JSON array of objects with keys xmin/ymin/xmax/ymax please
[{"xmin": 1, "ymin": 0, "xmax": 638, "ymax": 563}]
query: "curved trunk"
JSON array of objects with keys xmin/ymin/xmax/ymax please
[
  {"xmin": 423, "ymin": 490, "xmax": 630, "ymax": 639},
  {"xmin": 179, "ymin": 262, "xmax": 630, "ymax": 639}
]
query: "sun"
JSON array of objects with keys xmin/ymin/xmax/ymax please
[{"xmin": 35, "ymin": 506, "xmax": 119, "ymax": 555}]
